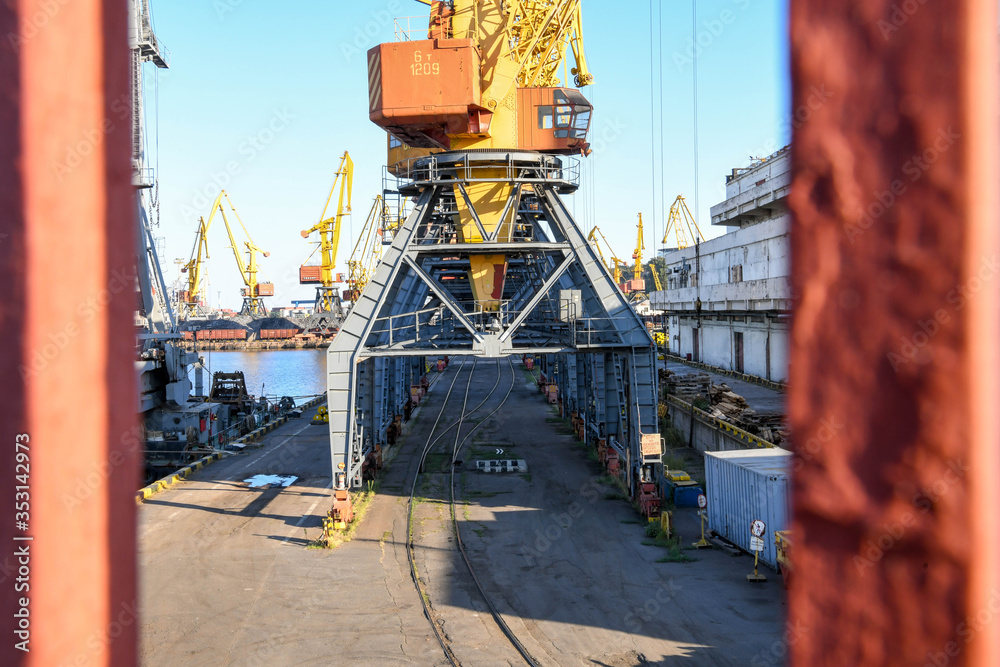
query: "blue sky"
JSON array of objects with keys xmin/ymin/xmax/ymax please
[{"xmin": 144, "ymin": 0, "xmax": 789, "ymax": 310}]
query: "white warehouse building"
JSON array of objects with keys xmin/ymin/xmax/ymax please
[{"xmin": 650, "ymin": 147, "xmax": 792, "ymax": 382}]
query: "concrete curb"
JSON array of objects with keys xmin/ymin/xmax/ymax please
[
  {"xmin": 136, "ymin": 395, "xmax": 326, "ymax": 505},
  {"xmin": 135, "ymin": 451, "xmax": 228, "ymax": 504}
]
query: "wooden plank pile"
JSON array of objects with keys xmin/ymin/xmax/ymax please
[
  {"xmin": 708, "ymin": 381, "xmax": 788, "ymax": 445},
  {"xmin": 659, "ymin": 368, "xmax": 710, "ymax": 400}
]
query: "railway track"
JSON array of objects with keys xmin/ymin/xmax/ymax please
[{"xmin": 405, "ymin": 357, "xmax": 538, "ymax": 666}]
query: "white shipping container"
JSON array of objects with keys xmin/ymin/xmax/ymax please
[{"xmin": 704, "ymin": 448, "xmax": 791, "ymax": 571}]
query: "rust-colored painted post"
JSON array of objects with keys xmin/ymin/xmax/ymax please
[
  {"xmin": 0, "ymin": 1, "xmax": 137, "ymax": 665},
  {"xmin": 788, "ymin": 1, "xmax": 999, "ymax": 665}
]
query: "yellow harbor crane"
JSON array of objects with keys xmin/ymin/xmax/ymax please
[
  {"xmin": 346, "ymin": 196, "xmax": 391, "ymax": 303},
  {"xmin": 627, "ymin": 212, "xmax": 646, "ymax": 295},
  {"xmin": 300, "ymin": 151, "xmax": 353, "ymax": 315},
  {"xmin": 649, "ymin": 261, "xmax": 663, "ymax": 291},
  {"xmin": 662, "ymin": 194, "xmax": 705, "ymax": 249},
  {"xmin": 181, "ymin": 190, "xmax": 272, "ymax": 317},
  {"xmin": 587, "ymin": 226, "xmax": 626, "ymax": 287}
]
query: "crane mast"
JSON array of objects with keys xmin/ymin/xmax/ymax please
[
  {"xmin": 300, "ymin": 151, "xmax": 353, "ymax": 318},
  {"xmin": 370, "ymin": 0, "xmax": 595, "ymax": 311}
]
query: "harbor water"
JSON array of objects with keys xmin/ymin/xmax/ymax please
[{"xmin": 190, "ymin": 348, "xmax": 327, "ymax": 405}]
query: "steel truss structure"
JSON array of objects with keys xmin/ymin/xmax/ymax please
[{"xmin": 327, "ymin": 152, "xmax": 660, "ymax": 500}]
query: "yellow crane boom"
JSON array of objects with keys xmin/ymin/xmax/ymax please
[
  {"xmin": 662, "ymin": 194, "xmax": 705, "ymax": 249},
  {"xmin": 632, "ymin": 212, "xmax": 645, "ymax": 279},
  {"xmin": 346, "ymin": 195, "xmax": 390, "ymax": 302},
  {"xmin": 301, "ymin": 151, "xmax": 353, "ymax": 314},
  {"xmin": 587, "ymin": 225, "xmax": 625, "ymax": 287},
  {"xmin": 649, "ymin": 261, "xmax": 664, "ymax": 291}
]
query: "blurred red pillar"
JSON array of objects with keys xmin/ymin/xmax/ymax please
[
  {"xmin": 0, "ymin": 0, "xmax": 137, "ymax": 665},
  {"xmin": 788, "ymin": 0, "xmax": 999, "ymax": 665}
]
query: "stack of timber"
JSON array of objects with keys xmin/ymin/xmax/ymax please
[
  {"xmin": 661, "ymin": 370, "xmax": 788, "ymax": 446},
  {"xmin": 707, "ymin": 382, "xmax": 788, "ymax": 446},
  {"xmin": 659, "ymin": 368, "xmax": 710, "ymax": 400}
]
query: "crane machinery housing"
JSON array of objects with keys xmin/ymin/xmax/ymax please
[
  {"xmin": 181, "ymin": 190, "xmax": 273, "ymax": 317},
  {"xmin": 300, "ymin": 151, "xmax": 353, "ymax": 325},
  {"xmin": 326, "ymin": 0, "xmax": 660, "ymax": 526}
]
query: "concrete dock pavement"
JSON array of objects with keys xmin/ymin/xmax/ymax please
[{"xmin": 138, "ymin": 364, "xmax": 787, "ymax": 666}]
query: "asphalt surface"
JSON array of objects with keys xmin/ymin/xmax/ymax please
[{"xmin": 139, "ymin": 359, "xmax": 788, "ymax": 666}]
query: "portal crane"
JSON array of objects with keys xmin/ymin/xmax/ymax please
[
  {"xmin": 180, "ymin": 214, "xmax": 211, "ymax": 316},
  {"xmin": 662, "ymin": 194, "xmax": 705, "ymax": 249},
  {"xmin": 346, "ymin": 195, "xmax": 390, "ymax": 302},
  {"xmin": 649, "ymin": 261, "xmax": 664, "ymax": 291},
  {"xmin": 627, "ymin": 213, "xmax": 646, "ymax": 294},
  {"xmin": 183, "ymin": 191, "xmax": 272, "ymax": 317},
  {"xmin": 300, "ymin": 151, "xmax": 353, "ymax": 317},
  {"xmin": 587, "ymin": 226, "xmax": 626, "ymax": 287}
]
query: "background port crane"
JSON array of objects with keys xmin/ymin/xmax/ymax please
[
  {"xmin": 346, "ymin": 195, "xmax": 390, "ymax": 302},
  {"xmin": 182, "ymin": 190, "xmax": 272, "ymax": 317},
  {"xmin": 587, "ymin": 225, "xmax": 626, "ymax": 287},
  {"xmin": 662, "ymin": 194, "xmax": 705, "ymax": 249},
  {"xmin": 300, "ymin": 151, "xmax": 353, "ymax": 320},
  {"xmin": 625, "ymin": 212, "xmax": 646, "ymax": 298}
]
